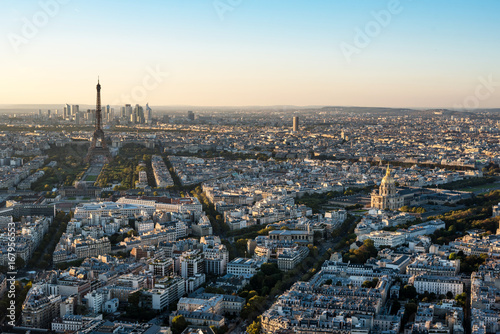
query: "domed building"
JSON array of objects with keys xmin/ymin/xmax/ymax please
[{"xmin": 371, "ymin": 166, "xmax": 404, "ymax": 210}]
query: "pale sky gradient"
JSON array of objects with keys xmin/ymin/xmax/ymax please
[{"xmin": 1, "ymin": 0, "xmax": 499, "ymax": 108}]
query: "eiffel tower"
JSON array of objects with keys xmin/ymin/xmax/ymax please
[{"xmin": 84, "ymin": 79, "xmax": 111, "ymax": 164}]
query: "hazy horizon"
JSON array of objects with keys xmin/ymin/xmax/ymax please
[{"xmin": 1, "ymin": 104, "xmax": 499, "ymax": 115}]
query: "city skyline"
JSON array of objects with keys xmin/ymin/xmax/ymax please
[
  {"xmin": 1, "ymin": 0, "xmax": 499, "ymax": 108},
  {"xmin": 1, "ymin": 2, "xmax": 500, "ymax": 332}
]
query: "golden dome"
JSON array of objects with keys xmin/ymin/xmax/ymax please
[{"xmin": 381, "ymin": 166, "xmax": 394, "ymax": 185}]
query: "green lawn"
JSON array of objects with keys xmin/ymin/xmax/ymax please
[
  {"xmin": 84, "ymin": 175, "xmax": 98, "ymax": 181},
  {"xmin": 459, "ymin": 183, "xmax": 500, "ymax": 193}
]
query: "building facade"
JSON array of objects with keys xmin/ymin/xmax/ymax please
[
  {"xmin": 371, "ymin": 166, "xmax": 404, "ymax": 210},
  {"xmin": 413, "ymin": 275, "xmax": 464, "ymax": 296}
]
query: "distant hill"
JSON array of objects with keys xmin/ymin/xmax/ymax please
[{"xmin": 0, "ymin": 104, "xmax": 498, "ymax": 115}]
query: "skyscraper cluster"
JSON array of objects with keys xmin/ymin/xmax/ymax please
[
  {"xmin": 63, "ymin": 104, "xmax": 79, "ymax": 121},
  {"xmin": 61, "ymin": 104, "xmax": 114, "ymax": 125},
  {"xmin": 119, "ymin": 103, "xmax": 152, "ymax": 124}
]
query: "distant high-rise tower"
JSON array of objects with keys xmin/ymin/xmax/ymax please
[
  {"xmin": 125, "ymin": 104, "xmax": 132, "ymax": 121},
  {"xmin": 146, "ymin": 103, "xmax": 152, "ymax": 124},
  {"xmin": 64, "ymin": 104, "xmax": 70, "ymax": 119},
  {"xmin": 72, "ymin": 105, "xmax": 80, "ymax": 120},
  {"xmin": 85, "ymin": 79, "xmax": 111, "ymax": 164},
  {"xmin": 104, "ymin": 105, "xmax": 110, "ymax": 123},
  {"xmin": 120, "ymin": 106, "xmax": 126, "ymax": 120},
  {"xmin": 108, "ymin": 107, "xmax": 114, "ymax": 123},
  {"xmin": 187, "ymin": 110, "xmax": 194, "ymax": 121},
  {"xmin": 133, "ymin": 104, "xmax": 145, "ymax": 124},
  {"xmin": 292, "ymin": 116, "xmax": 299, "ymax": 132}
]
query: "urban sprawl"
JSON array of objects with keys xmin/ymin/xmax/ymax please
[{"xmin": 1, "ymin": 103, "xmax": 500, "ymax": 334}]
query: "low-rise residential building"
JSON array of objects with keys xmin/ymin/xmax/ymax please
[
  {"xmin": 407, "ymin": 254, "xmax": 460, "ymax": 277},
  {"xmin": 268, "ymin": 228, "xmax": 314, "ymax": 244},
  {"xmin": 51, "ymin": 315, "xmax": 86, "ymax": 333},
  {"xmin": 413, "ymin": 275, "xmax": 464, "ymax": 296},
  {"xmin": 203, "ymin": 243, "xmax": 229, "ymax": 276},
  {"xmin": 74, "ymin": 202, "xmax": 155, "ymax": 219},
  {"xmin": 261, "ymin": 271, "xmax": 390, "ymax": 333},
  {"xmin": 22, "ymin": 286, "xmax": 63, "ymax": 329},
  {"xmin": 144, "ymin": 276, "xmax": 186, "ymax": 310},
  {"xmin": 177, "ymin": 293, "xmax": 245, "ymax": 316},
  {"xmin": 227, "ymin": 258, "xmax": 262, "ymax": 277},
  {"xmin": 151, "ymin": 155, "xmax": 174, "ymax": 187},
  {"xmin": 169, "ymin": 310, "xmax": 225, "ymax": 328},
  {"xmin": 276, "ymin": 245, "xmax": 309, "ymax": 271},
  {"xmin": 149, "ymin": 258, "xmax": 174, "ymax": 277},
  {"xmin": 358, "ymin": 230, "xmax": 406, "ymax": 248}
]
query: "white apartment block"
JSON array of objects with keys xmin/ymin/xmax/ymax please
[
  {"xmin": 177, "ymin": 295, "xmax": 221, "ymax": 314},
  {"xmin": 325, "ymin": 209, "xmax": 347, "ymax": 222},
  {"xmin": 277, "ymin": 246, "xmax": 309, "ymax": 271},
  {"xmin": 85, "ymin": 289, "xmax": 110, "ymax": 313},
  {"xmin": 149, "ymin": 258, "xmax": 174, "ymax": 277},
  {"xmin": 227, "ymin": 258, "xmax": 261, "ymax": 277},
  {"xmin": 175, "ymin": 221, "xmax": 188, "ymax": 239},
  {"xmin": 204, "ymin": 244, "xmax": 229, "ymax": 275},
  {"xmin": 186, "ymin": 273, "xmax": 206, "ymax": 294},
  {"xmin": 145, "ymin": 288, "xmax": 170, "ymax": 311},
  {"xmin": 177, "ymin": 293, "xmax": 245, "ymax": 316},
  {"xmin": 180, "ymin": 250, "xmax": 204, "ymax": 279},
  {"xmin": 51, "ymin": 315, "xmax": 85, "ymax": 332},
  {"xmin": 74, "ymin": 202, "xmax": 155, "ymax": 219},
  {"xmin": 413, "ymin": 275, "xmax": 464, "ymax": 296},
  {"xmin": 147, "ymin": 276, "xmax": 186, "ymax": 310},
  {"xmin": 359, "ymin": 230, "xmax": 406, "ymax": 248},
  {"xmin": 116, "ymin": 196, "xmax": 202, "ymax": 216},
  {"xmin": 135, "ymin": 220, "xmax": 154, "ymax": 235}
]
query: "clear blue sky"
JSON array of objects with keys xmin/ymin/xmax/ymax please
[{"xmin": 1, "ymin": 0, "xmax": 499, "ymax": 108}]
